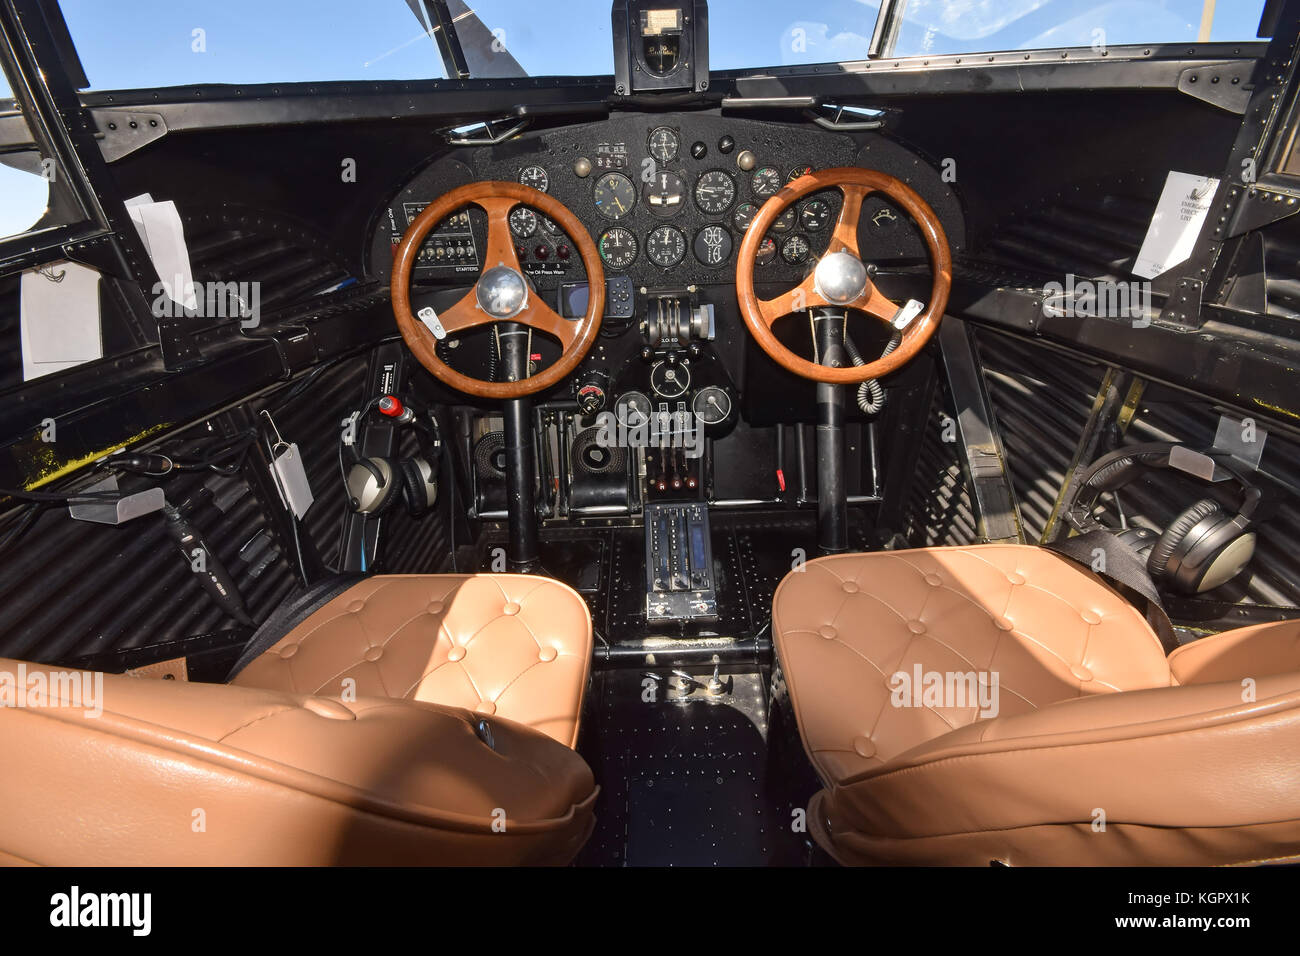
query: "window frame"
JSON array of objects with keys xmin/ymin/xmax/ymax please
[
  {"xmin": 0, "ymin": 1, "xmax": 111, "ymax": 272},
  {"xmin": 873, "ymin": 0, "xmax": 1272, "ymax": 61}
]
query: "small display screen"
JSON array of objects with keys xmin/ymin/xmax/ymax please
[
  {"xmin": 690, "ymin": 525, "xmax": 706, "ymax": 570},
  {"xmin": 559, "ymin": 282, "xmax": 589, "ymax": 319}
]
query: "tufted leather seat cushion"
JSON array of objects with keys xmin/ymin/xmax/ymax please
[
  {"xmin": 774, "ymin": 545, "xmax": 1171, "ymax": 781},
  {"xmin": 773, "ymin": 545, "xmax": 1300, "ymax": 865},
  {"xmin": 0, "ymin": 658, "xmax": 597, "ymax": 866},
  {"xmin": 231, "ymin": 574, "xmax": 593, "ymax": 748}
]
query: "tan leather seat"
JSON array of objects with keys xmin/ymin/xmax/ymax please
[
  {"xmin": 231, "ymin": 574, "xmax": 593, "ymax": 747},
  {"xmin": 773, "ymin": 545, "xmax": 1300, "ymax": 866},
  {"xmin": 0, "ymin": 573, "xmax": 598, "ymax": 866}
]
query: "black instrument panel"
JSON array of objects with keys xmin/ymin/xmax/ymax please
[{"xmin": 368, "ymin": 113, "xmax": 945, "ymax": 297}]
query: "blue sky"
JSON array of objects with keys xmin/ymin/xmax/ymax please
[
  {"xmin": 51, "ymin": 1, "xmax": 1268, "ymax": 89},
  {"xmin": 0, "ymin": 1, "xmax": 1272, "ymax": 237}
]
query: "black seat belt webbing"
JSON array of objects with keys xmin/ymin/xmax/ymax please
[
  {"xmin": 1048, "ymin": 530, "xmax": 1179, "ymax": 654},
  {"xmin": 225, "ymin": 575, "xmax": 364, "ymax": 682}
]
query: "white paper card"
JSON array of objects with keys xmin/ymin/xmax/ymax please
[
  {"xmin": 124, "ymin": 193, "xmax": 155, "ymax": 256},
  {"xmin": 19, "ymin": 261, "xmax": 103, "ymax": 380},
  {"xmin": 125, "ymin": 193, "xmax": 197, "ymax": 309},
  {"xmin": 269, "ymin": 443, "xmax": 315, "ymax": 519},
  {"xmin": 1132, "ymin": 172, "xmax": 1220, "ymax": 279}
]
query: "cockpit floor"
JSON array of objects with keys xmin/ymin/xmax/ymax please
[
  {"xmin": 466, "ymin": 510, "xmax": 869, "ymax": 865},
  {"xmin": 574, "ymin": 667, "xmax": 815, "ymax": 867}
]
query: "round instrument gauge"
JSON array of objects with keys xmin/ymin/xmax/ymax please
[
  {"xmin": 751, "ymin": 166, "xmax": 782, "ymax": 198},
  {"xmin": 781, "ymin": 234, "xmax": 811, "ymax": 264},
  {"xmin": 647, "ymin": 225, "xmax": 687, "ymax": 268},
  {"xmin": 648, "ymin": 126, "xmax": 679, "ymax": 164},
  {"xmin": 598, "ymin": 227, "xmax": 638, "ymax": 269},
  {"xmin": 756, "ymin": 236, "xmax": 777, "ymax": 265},
  {"xmin": 692, "ymin": 385, "xmax": 732, "ymax": 426},
  {"xmin": 692, "ymin": 224, "xmax": 733, "ymax": 267},
  {"xmin": 539, "ymin": 215, "xmax": 561, "ymax": 235},
  {"xmin": 770, "ymin": 207, "xmax": 797, "ymax": 233},
  {"xmin": 800, "ymin": 199, "xmax": 831, "ymax": 231},
  {"xmin": 518, "ymin": 165, "xmax": 549, "ymax": 192},
  {"xmin": 694, "ymin": 170, "xmax": 736, "ymax": 214},
  {"xmin": 593, "ymin": 171, "xmax": 636, "ymax": 220},
  {"xmin": 508, "ymin": 206, "xmax": 537, "ymax": 238},
  {"xmin": 642, "ymin": 169, "xmax": 687, "ymax": 218},
  {"xmin": 787, "ymin": 164, "xmax": 814, "ymax": 183},
  {"xmin": 615, "ymin": 390, "xmax": 652, "ymax": 427},
  {"xmin": 651, "ymin": 360, "xmax": 691, "ymax": 399},
  {"xmin": 732, "ymin": 201, "xmax": 759, "ymax": 233}
]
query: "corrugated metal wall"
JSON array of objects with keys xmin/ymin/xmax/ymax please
[
  {"xmin": 974, "ymin": 331, "xmax": 1108, "ymax": 542},
  {"xmin": 978, "ymin": 187, "xmax": 1159, "ymax": 285},
  {"xmin": 0, "ymin": 438, "xmax": 294, "ymax": 663},
  {"xmin": 182, "ymin": 205, "xmax": 354, "ymax": 320},
  {"xmin": 965, "ymin": 329, "xmax": 1300, "ymax": 610},
  {"xmin": 0, "ymin": 349, "xmax": 450, "ymax": 666},
  {"xmin": 904, "ymin": 381, "xmax": 977, "ymax": 546},
  {"xmin": 1258, "ymin": 213, "xmax": 1300, "ymax": 321}
]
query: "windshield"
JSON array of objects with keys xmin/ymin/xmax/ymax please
[{"xmin": 59, "ymin": 0, "xmax": 1269, "ymax": 91}]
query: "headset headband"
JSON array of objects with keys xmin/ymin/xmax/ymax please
[{"xmin": 1066, "ymin": 441, "xmax": 1260, "ymax": 532}]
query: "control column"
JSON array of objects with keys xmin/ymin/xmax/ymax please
[{"xmin": 498, "ymin": 322, "xmax": 540, "ymax": 572}]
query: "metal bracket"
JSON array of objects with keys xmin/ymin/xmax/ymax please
[
  {"xmin": 804, "ymin": 104, "xmax": 885, "ymax": 131},
  {"xmin": 936, "ymin": 320, "xmax": 1022, "ymax": 544},
  {"xmin": 443, "ymin": 116, "xmax": 530, "ymax": 147},
  {"xmin": 1177, "ymin": 61, "xmax": 1254, "ymax": 114},
  {"xmin": 240, "ymin": 324, "xmax": 320, "ymax": 378},
  {"xmin": 89, "ymin": 109, "xmax": 168, "ymax": 162},
  {"xmin": 1041, "ymin": 370, "xmax": 1143, "ymax": 545},
  {"xmin": 59, "ymin": 231, "xmax": 134, "ymax": 279},
  {"xmin": 68, "ymin": 475, "xmax": 165, "ymax": 526},
  {"xmin": 1159, "ymin": 277, "xmax": 1203, "ymax": 326},
  {"xmin": 1224, "ymin": 184, "xmax": 1300, "ymax": 237}
]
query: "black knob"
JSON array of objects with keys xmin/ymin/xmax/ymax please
[
  {"xmin": 690, "ymin": 141, "xmax": 707, "ymax": 160},
  {"xmin": 640, "ymin": 346, "xmax": 655, "ymax": 362},
  {"xmin": 718, "ymin": 135, "xmax": 735, "ymax": 154}
]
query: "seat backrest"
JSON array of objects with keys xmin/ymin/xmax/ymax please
[
  {"xmin": 814, "ymin": 620, "xmax": 1300, "ymax": 866},
  {"xmin": 0, "ymin": 659, "xmax": 596, "ymax": 866}
]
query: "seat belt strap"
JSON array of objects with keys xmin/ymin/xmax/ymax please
[
  {"xmin": 225, "ymin": 574, "xmax": 364, "ymax": 681},
  {"xmin": 1048, "ymin": 530, "xmax": 1179, "ymax": 654}
]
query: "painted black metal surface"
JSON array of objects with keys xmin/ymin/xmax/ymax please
[
  {"xmin": 474, "ymin": 509, "xmax": 869, "ymax": 653},
  {"xmin": 367, "ymin": 112, "xmax": 964, "ymax": 292},
  {"xmin": 575, "ymin": 667, "xmax": 812, "ymax": 867}
]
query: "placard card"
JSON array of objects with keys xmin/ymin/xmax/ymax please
[
  {"xmin": 19, "ymin": 261, "xmax": 103, "ymax": 380},
  {"xmin": 1132, "ymin": 171, "xmax": 1220, "ymax": 279}
]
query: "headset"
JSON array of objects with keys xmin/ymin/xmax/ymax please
[
  {"xmin": 1064, "ymin": 441, "xmax": 1262, "ymax": 595},
  {"xmin": 341, "ymin": 395, "xmax": 441, "ymax": 517}
]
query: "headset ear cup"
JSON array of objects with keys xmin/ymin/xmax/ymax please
[
  {"xmin": 347, "ymin": 458, "xmax": 400, "ymax": 514},
  {"xmin": 1147, "ymin": 499, "xmax": 1221, "ymax": 590},
  {"xmin": 398, "ymin": 457, "xmax": 436, "ymax": 517}
]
